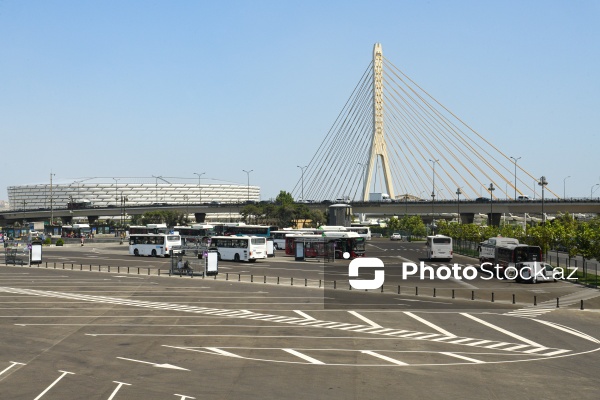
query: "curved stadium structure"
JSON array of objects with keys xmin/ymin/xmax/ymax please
[{"xmin": 7, "ymin": 179, "xmax": 260, "ymax": 210}]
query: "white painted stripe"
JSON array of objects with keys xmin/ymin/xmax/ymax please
[
  {"xmin": 282, "ymin": 349, "xmax": 325, "ymax": 365},
  {"xmin": 501, "ymin": 344, "xmax": 530, "ymax": 351},
  {"xmin": 404, "ymin": 312, "xmax": 456, "ymax": 337},
  {"xmin": 383, "ymin": 330, "xmax": 410, "ymax": 335},
  {"xmin": 205, "ymin": 347, "xmax": 243, "ymax": 358},
  {"xmin": 107, "ymin": 381, "xmax": 132, "ymax": 400},
  {"xmin": 447, "ymin": 338, "xmax": 475, "ymax": 344},
  {"xmin": 398, "ymin": 332, "xmax": 426, "ymax": 338},
  {"xmin": 441, "ymin": 352, "xmax": 484, "ymax": 364},
  {"xmin": 541, "ymin": 349, "xmax": 571, "ymax": 356},
  {"xmin": 362, "ymin": 351, "xmax": 408, "ymax": 365},
  {"xmin": 352, "ymin": 326, "xmax": 381, "ymax": 332},
  {"xmin": 523, "ymin": 347, "xmax": 550, "ymax": 354},
  {"xmin": 464, "ymin": 340, "xmax": 492, "ymax": 347},
  {"xmin": 348, "ymin": 311, "xmax": 383, "ymax": 328},
  {"xmin": 432, "ymin": 336, "xmax": 456, "ymax": 342},
  {"xmin": 293, "ymin": 310, "xmax": 315, "ymax": 320},
  {"xmin": 367, "ymin": 328, "xmax": 396, "ymax": 334},
  {"xmin": 34, "ymin": 370, "xmax": 75, "ymax": 400},
  {"xmin": 413, "ymin": 334, "xmax": 440, "ymax": 340},
  {"xmin": 0, "ymin": 361, "xmax": 25, "ymax": 377},
  {"xmin": 533, "ymin": 319, "xmax": 600, "ymax": 344},
  {"xmin": 339, "ymin": 324, "xmax": 371, "ymax": 331},
  {"xmin": 485, "ymin": 342, "xmax": 512, "ymax": 349},
  {"xmin": 461, "ymin": 313, "xmax": 545, "ymax": 347}
]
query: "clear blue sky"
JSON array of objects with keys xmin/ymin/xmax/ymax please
[{"xmin": 1, "ymin": 0, "xmax": 598, "ymax": 201}]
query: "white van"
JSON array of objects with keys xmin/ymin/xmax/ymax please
[
  {"xmin": 517, "ymin": 195, "xmax": 531, "ymax": 201},
  {"xmin": 515, "ymin": 262, "xmax": 558, "ymax": 283}
]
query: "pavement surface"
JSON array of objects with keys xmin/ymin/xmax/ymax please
[{"xmin": 0, "ymin": 239, "xmax": 599, "ymax": 399}]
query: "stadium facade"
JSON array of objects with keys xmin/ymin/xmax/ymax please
[{"xmin": 7, "ymin": 181, "xmax": 260, "ymax": 210}]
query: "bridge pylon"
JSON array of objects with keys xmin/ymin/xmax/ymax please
[{"xmin": 363, "ymin": 43, "xmax": 395, "ymax": 201}]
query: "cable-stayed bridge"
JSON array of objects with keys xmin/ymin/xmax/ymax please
[{"xmin": 292, "ymin": 43, "xmax": 559, "ymax": 203}]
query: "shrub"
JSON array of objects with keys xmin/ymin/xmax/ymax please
[
  {"xmin": 56, "ymin": 238, "xmax": 64, "ymax": 246},
  {"xmin": 43, "ymin": 237, "xmax": 52, "ymax": 245}
]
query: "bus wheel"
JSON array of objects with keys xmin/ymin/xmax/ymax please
[
  {"xmin": 234, "ymin": 253, "xmax": 240, "ymax": 262},
  {"xmin": 134, "ymin": 249, "xmax": 139, "ymax": 257},
  {"xmin": 151, "ymin": 249, "xmax": 157, "ymax": 257}
]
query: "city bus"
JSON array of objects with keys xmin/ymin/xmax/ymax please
[
  {"xmin": 129, "ymin": 224, "xmax": 169, "ymax": 235},
  {"xmin": 271, "ymin": 230, "xmax": 307, "ymax": 250},
  {"xmin": 425, "ymin": 235, "xmax": 453, "ymax": 261},
  {"xmin": 174, "ymin": 224, "xmax": 214, "ymax": 244},
  {"xmin": 209, "ymin": 236, "xmax": 267, "ymax": 262},
  {"xmin": 347, "ymin": 226, "xmax": 372, "ymax": 240},
  {"xmin": 129, "ymin": 233, "xmax": 181, "ymax": 257},
  {"xmin": 212, "ymin": 223, "xmax": 273, "ymax": 237},
  {"xmin": 61, "ymin": 224, "xmax": 92, "ymax": 238},
  {"xmin": 284, "ymin": 231, "xmax": 365, "ymax": 259},
  {"xmin": 496, "ymin": 244, "xmax": 542, "ymax": 273}
]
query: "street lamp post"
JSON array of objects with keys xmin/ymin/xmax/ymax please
[
  {"xmin": 456, "ymin": 188, "xmax": 462, "ymax": 223},
  {"xmin": 194, "ymin": 172, "xmax": 206, "ymax": 203},
  {"xmin": 112, "ymin": 178, "xmax": 120, "ymax": 208},
  {"xmin": 50, "ymin": 172, "xmax": 55, "ymax": 227},
  {"xmin": 510, "ymin": 156, "xmax": 521, "ymax": 200},
  {"xmin": 429, "ymin": 159, "xmax": 439, "ymax": 234},
  {"xmin": 538, "ymin": 176, "xmax": 548, "ymax": 223},
  {"xmin": 488, "ymin": 183, "xmax": 495, "ymax": 226},
  {"xmin": 297, "ymin": 165, "xmax": 307, "ymax": 202},
  {"xmin": 242, "ymin": 170, "xmax": 253, "ymax": 201},
  {"xmin": 563, "ymin": 176, "xmax": 571, "ymax": 200}
]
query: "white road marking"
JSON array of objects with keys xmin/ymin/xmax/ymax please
[
  {"xmin": 294, "ymin": 310, "xmax": 315, "ymax": 320},
  {"xmin": 361, "ymin": 350, "xmax": 408, "ymax": 365},
  {"xmin": 116, "ymin": 357, "xmax": 190, "ymax": 371},
  {"xmin": 348, "ymin": 311, "xmax": 383, "ymax": 328},
  {"xmin": 34, "ymin": 370, "xmax": 75, "ymax": 400},
  {"xmin": 461, "ymin": 313, "xmax": 545, "ymax": 347},
  {"xmin": 404, "ymin": 312, "xmax": 456, "ymax": 337},
  {"xmin": 441, "ymin": 352, "xmax": 484, "ymax": 364},
  {"xmin": 205, "ymin": 347, "xmax": 244, "ymax": 358},
  {"xmin": 282, "ymin": 348, "xmax": 325, "ymax": 364},
  {"xmin": 107, "ymin": 381, "xmax": 131, "ymax": 400},
  {"xmin": 532, "ymin": 319, "xmax": 600, "ymax": 344},
  {"xmin": 0, "ymin": 361, "xmax": 26, "ymax": 377}
]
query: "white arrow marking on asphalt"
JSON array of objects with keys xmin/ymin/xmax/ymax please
[{"xmin": 116, "ymin": 357, "xmax": 190, "ymax": 371}]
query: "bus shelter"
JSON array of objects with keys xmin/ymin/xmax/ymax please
[{"xmin": 169, "ymin": 247, "xmax": 218, "ymax": 277}]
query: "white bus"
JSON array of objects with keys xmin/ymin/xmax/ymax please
[
  {"xmin": 129, "ymin": 234, "xmax": 181, "ymax": 257},
  {"xmin": 271, "ymin": 230, "xmax": 305, "ymax": 250},
  {"xmin": 426, "ymin": 235, "xmax": 453, "ymax": 261},
  {"xmin": 347, "ymin": 226, "xmax": 372, "ymax": 240},
  {"xmin": 210, "ymin": 236, "xmax": 267, "ymax": 262}
]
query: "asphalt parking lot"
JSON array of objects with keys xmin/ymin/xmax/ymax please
[{"xmin": 0, "ymin": 241, "xmax": 599, "ymax": 399}]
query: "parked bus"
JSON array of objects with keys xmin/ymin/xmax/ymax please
[
  {"xmin": 347, "ymin": 226, "xmax": 372, "ymax": 240},
  {"xmin": 284, "ymin": 231, "xmax": 365, "ymax": 259},
  {"xmin": 61, "ymin": 224, "xmax": 92, "ymax": 238},
  {"xmin": 478, "ymin": 236, "xmax": 520, "ymax": 264},
  {"xmin": 174, "ymin": 224, "xmax": 214, "ymax": 244},
  {"xmin": 496, "ymin": 244, "xmax": 542, "ymax": 272},
  {"xmin": 212, "ymin": 223, "xmax": 273, "ymax": 237},
  {"xmin": 129, "ymin": 233, "xmax": 181, "ymax": 257},
  {"xmin": 129, "ymin": 224, "xmax": 169, "ymax": 235},
  {"xmin": 426, "ymin": 235, "xmax": 453, "ymax": 261},
  {"xmin": 271, "ymin": 230, "xmax": 305, "ymax": 250},
  {"xmin": 209, "ymin": 236, "xmax": 267, "ymax": 262}
]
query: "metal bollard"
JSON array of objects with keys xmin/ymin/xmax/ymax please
[
  {"xmin": 238, "ymin": 274, "xmax": 241, "ymax": 281},
  {"xmin": 534, "ymin": 296, "xmax": 537, "ymax": 306},
  {"xmin": 46, "ymin": 262, "xmax": 48, "ymax": 268},
  {"xmin": 415, "ymin": 286, "xmax": 418, "ymax": 296},
  {"xmin": 581, "ymin": 300, "xmax": 584, "ymax": 310},
  {"xmin": 556, "ymin": 297, "xmax": 559, "ymax": 308},
  {"xmin": 277, "ymin": 276, "xmax": 280, "ymax": 284},
  {"xmin": 89, "ymin": 264, "xmax": 91, "ymax": 271},
  {"xmin": 54, "ymin": 262, "xmax": 56, "ymax": 269},
  {"xmin": 62, "ymin": 263, "xmax": 65, "ymax": 269},
  {"xmin": 512, "ymin": 294, "xmax": 515, "ymax": 304},
  {"xmin": 108, "ymin": 266, "xmax": 110, "ymax": 273},
  {"xmin": 452, "ymin": 289, "xmax": 455, "ymax": 299},
  {"xmin": 305, "ymin": 278, "xmax": 307, "ymax": 287},
  {"xmin": 137, "ymin": 267, "xmax": 140, "ymax": 275},
  {"xmin": 291, "ymin": 277, "xmax": 294, "ymax": 286},
  {"xmin": 226, "ymin": 273, "xmax": 229, "ymax": 280},
  {"xmin": 80, "ymin": 264, "xmax": 82, "ymax": 271},
  {"xmin": 251, "ymin": 275, "xmax": 253, "ymax": 282},
  {"xmin": 264, "ymin": 276, "xmax": 266, "ymax": 283},
  {"xmin": 491, "ymin": 292, "xmax": 494, "ymax": 302},
  {"xmin": 471, "ymin": 291, "xmax": 474, "ymax": 300},
  {"xmin": 433, "ymin": 288, "xmax": 436, "ymax": 297},
  {"xmin": 398, "ymin": 285, "xmax": 400, "ymax": 294},
  {"xmin": 319, "ymin": 279, "xmax": 322, "ymax": 288},
  {"xmin": 381, "ymin": 285, "xmax": 384, "ymax": 293},
  {"xmin": 334, "ymin": 280, "xmax": 336, "ymax": 289}
]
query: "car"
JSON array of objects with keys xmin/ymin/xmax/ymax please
[
  {"xmin": 515, "ymin": 262, "xmax": 558, "ymax": 283},
  {"xmin": 475, "ymin": 197, "xmax": 490, "ymax": 202},
  {"xmin": 517, "ymin": 195, "xmax": 531, "ymax": 201},
  {"xmin": 390, "ymin": 232, "xmax": 402, "ymax": 240}
]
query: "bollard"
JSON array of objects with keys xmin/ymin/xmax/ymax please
[
  {"xmin": 305, "ymin": 278, "xmax": 307, "ymax": 287},
  {"xmin": 556, "ymin": 297, "xmax": 559, "ymax": 308},
  {"xmin": 433, "ymin": 288, "xmax": 436, "ymax": 297},
  {"xmin": 80, "ymin": 264, "xmax": 82, "ymax": 271},
  {"xmin": 534, "ymin": 296, "xmax": 537, "ymax": 306},
  {"xmin": 334, "ymin": 280, "xmax": 337, "ymax": 289},
  {"xmin": 54, "ymin": 262, "xmax": 56, "ymax": 269},
  {"xmin": 89, "ymin": 264, "xmax": 91, "ymax": 271},
  {"xmin": 108, "ymin": 266, "xmax": 110, "ymax": 273},
  {"xmin": 471, "ymin": 291, "xmax": 474, "ymax": 300},
  {"xmin": 491, "ymin": 292, "xmax": 494, "ymax": 302},
  {"xmin": 62, "ymin": 263, "xmax": 65, "ymax": 269},
  {"xmin": 251, "ymin": 275, "xmax": 254, "ymax": 283},
  {"xmin": 137, "ymin": 267, "xmax": 140, "ymax": 275},
  {"xmin": 148, "ymin": 268, "xmax": 150, "ymax": 276},
  {"xmin": 349, "ymin": 285, "xmax": 352, "ymax": 290},
  {"xmin": 238, "ymin": 274, "xmax": 241, "ymax": 282},
  {"xmin": 264, "ymin": 275, "xmax": 266, "ymax": 283},
  {"xmin": 512, "ymin": 294, "xmax": 515, "ymax": 304},
  {"xmin": 118, "ymin": 266, "xmax": 120, "ymax": 273},
  {"xmin": 581, "ymin": 300, "xmax": 584, "ymax": 310},
  {"xmin": 158, "ymin": 269, "xmax": 160, "ymax": 276},
  {"xmin": 319, "ymin": 279, "xmax": 322, "ymax": 288},
  {"xmin": 127, "ymin": 266, "xmax": 130, "ymax": 274},
  {"xmin": 213, "ymin": 274, "xmax": 216, "ymax": 280},
  {"xmin": 99, "ymin": 265, "xmax": 101, "ymax": 272},
  {"xmin": 398, "ymin": 285, "xmax": 400, "ymax": 294},
  {"xmin": 291, "ymin": 277, "xmax": 294, "ymax": 286},
  {"xmin": 277, "ymin": 276, "xmax": 280, "ymax": 285},
  {"xmin": 46, "ymin": 262, "xmax": 48, "ymax": 268},
  {"xmin": 226, "ymin": 273, "xmax": 229, "ymax": 280},
  {"xmin": 71, "ymin": 263, "xmax": 74, "ymax": 270},
  {"xmin": 415, "ymin": 286, "xmax": 418, "ymax": 296},
  {"xmin": 452, "ymin": 289, "xmax": 455, "ymax": 299}
]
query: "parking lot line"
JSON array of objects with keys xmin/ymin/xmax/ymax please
[
  {"xmin": 282, "ymin": 349, "xmax": 325, "ymax": 364},
  {"xmin": 404, "ymin": 312, "xmax": 456, "ymax": 337},
  {"xmin": 361, "ymin": 350, "xmax": 408, "ymax": 365},
  {"xmin": 460, "ymin": 313, "xmax": 544, "ymax": 347}
]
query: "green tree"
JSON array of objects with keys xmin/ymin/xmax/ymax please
[{"xmin": 275, "ymin": 191, "xmax": 294, "ymax": 206}]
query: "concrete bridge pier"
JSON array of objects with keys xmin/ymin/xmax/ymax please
[
  {"xmin": 195, "ymin": 213, "xmax": 206, "ymax": 223},
  {"xmin": 87, "ymin": 216, "xmax": 99, "ymax": 224},
  {"xmin": 460, "ymin": 213, "xmax": 475, "ymax": 224},
  {"xmin": 488, "ymin": 213, "xmax": 502, "ymax": 227}
]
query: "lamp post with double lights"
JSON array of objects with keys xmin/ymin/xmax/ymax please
[
  {"xmin": 297, "ymin": 165, "xmax": 307, "ymax": 202},
  {"xmin": 242, "ymin": 170, "xmax": 253, "ymax": 201},
  {"xmin": 456, "ymin": 188, "xmax": 462, "ymax": 223},
  {"xmin": 194, "ymin": 172, "xmax": 206, "ymax": 203},
  {"xmin": 538, "ymin": 176, "xmax": 548, "ymax": 223},
  {"xmin": 510, "ymin": 156, "xmax": 521, "ymax": 200},
  {"xmin": 488, "ymin": 183, "xmax": 495, "ymax": 226}
]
